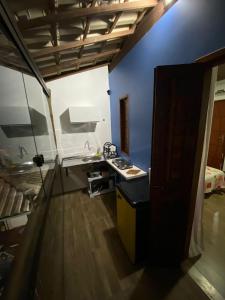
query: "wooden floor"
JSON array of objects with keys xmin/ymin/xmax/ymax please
[
  {"xmin": 194, "ymin": 192, "xmax": 225, "ymax": 299},
  {"xmin": 41, "ymin": 190, "xmax": 209, "ymax": 300}
]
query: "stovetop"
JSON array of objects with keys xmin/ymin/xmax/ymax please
[{"xmin": 112, "ymin": 158, "xmax": 133, "ymax": 170}]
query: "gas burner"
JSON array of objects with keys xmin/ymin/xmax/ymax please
[{"xmin": 112, "ymin": 158, "xmax": 133, "ymax": 170}]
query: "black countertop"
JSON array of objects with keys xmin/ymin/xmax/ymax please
[{"xmin": 116, "ymin": 176, "xmax": 149, "ymax": 208}]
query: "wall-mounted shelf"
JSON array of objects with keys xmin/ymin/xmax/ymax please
[
  {"xmin": 69, "ymin": 106, "xmax": 100, "ymax": 123},
  {"xmin": 60, "ymin": 107, "xmax": 99, "ymax": 133}
]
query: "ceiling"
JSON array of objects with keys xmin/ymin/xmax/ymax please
[{"xmin": 5, "ymin": 0, "xmax": 159, "ymax": 80}]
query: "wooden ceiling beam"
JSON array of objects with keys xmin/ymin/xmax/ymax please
[
  {"xmin": 18, "ymin": 0, "xmax": 158, "ymax": 30},
  {"xmin": 100, "ymin": 0, "xmax": 128, "ymax": 54},
  {"xmin": 0, "ymin": 56, "xmax": 29, "ymax": 73},
  {"xmin": 83, "ymin": 18, "xmax": 91, "ymax": 39},
  {"xmin": 107, "ymin": 0, "xmax": 129, "ymax": 34},
  {"xmin": 49, "ymin": 0, "xmax": 58, "ymax": 47},
  {"xmin": 131, "ymin": 9, "xmax": 146, "ymax": 30},
  {"xmin": 41, "ymin": 48, "xmax": 119, "ymax": 75},
  {"xmin": 78, "ymin": 18, "xmax": 91, "ymax": 58},
  {"xmin": 109, "ymin": 0, "xmax": 177, "ymax": 71},
  {"xmin": 49, "ymin": 0, "xmax": 60, "ymax": 65},
  {"xmin": 7, "ymin": 0, "xmax": 48, "ymax": 12},
  {"xmin": 0, "ymin": 0, "xmax": 50, "ymax": 96},
  {"xmin": 32, "ymin": 28, "xmax": 134, "ymax": 58},
  {"xmin": 91, "ymin": 0, "xmax": 98, "ymax": 7},
  {"xmin": 108, "ymin": 12, "xmax": 122, "ymax": 34},
  {"xmin": 45, "ymin": 62, "xmax": 108, "ymax": 81}
]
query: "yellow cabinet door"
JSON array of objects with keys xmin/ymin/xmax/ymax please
[{"xmin": 116, "ymin": 189, "xmax": 136, "ymax": 263}]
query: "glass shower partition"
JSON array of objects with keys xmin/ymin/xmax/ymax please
[
  {"xmin": 0, "ymin": 15, "xmax": 60, "ymax": 299},
  {"xmin": 0, "ymin": 33, "xmax": 46, "ymax": 299},
  {"xmin": 22, "ymin": 73, "xmax": 58, "ymax": 195}
]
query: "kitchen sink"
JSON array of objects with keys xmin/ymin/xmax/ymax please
[
  {"xmin": 63, "ymin": 154, "xmax": 102, "ymax": 163},
  {"xmin": 82, "ymin": 156, "xmax": 102, "ymax": 162},
  {"xmin": 8, "ymin": 161, "xmax": 35, "ymax": 174}
]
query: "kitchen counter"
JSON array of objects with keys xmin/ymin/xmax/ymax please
[
  {"xmin": 116, "ymin": 176, "xmax": 149, "ymax": 208},
  {"xmin": 61, "ymin": 156, "xmax": 105, "ymax": 168},
  {"xmin": 106, "ymin": 159, "xmax": 147, "ymax": 180},
  {"xmin": 61, "ymin": 155, "xmax": 107, "ymax": 193}
]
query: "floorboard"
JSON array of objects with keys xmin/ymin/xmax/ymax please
[
  {"xmin": 62, "ymin": 190, "xmax": 210, "ymax": 300},
  {"xmin": 194, "ymin": 192, "xmax": 225, "ymax": 299}
]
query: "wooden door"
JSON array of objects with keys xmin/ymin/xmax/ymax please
[
  {"xmin": 208, "ymin": 100, "xmax": 225, "ymax": 169},
  {"xmin": 150, "ymin": 64, "xmax": 210, "ymax": 266}
]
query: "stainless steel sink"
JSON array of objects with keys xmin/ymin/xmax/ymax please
[
  {"xmin": 82, "ymin": 156, "xmax": 102, "ymax": 162},
  {"xmin": 64, "ymin": 154, "xmax": 102, "ymax": 163},
  {"xmin": 9, "ymin": 161, "xmax": 35, "ymax": 174}
]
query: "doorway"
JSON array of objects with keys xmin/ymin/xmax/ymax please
[
  {"xmin": 208, "ymin": 100, "xmax": 225, "ymax": 169},
  {"xmin": 189, "ymin": 62, "xmax": 225, "ymax": 300}
]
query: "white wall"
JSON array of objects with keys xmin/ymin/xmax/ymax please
[
  {"xmin": 47, "ymin": 66, "xmax": 112, "ymax": 160},
  {"xmin": 0, "ymin": 65, "xmax": 56, "ymax": 163},
  {"xmin": 23, "ymin": 73, "xmax": 57, "ymax": 161}
]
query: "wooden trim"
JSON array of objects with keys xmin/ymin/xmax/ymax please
[
  {"xmin": 18, "ymin": 0, "xmax": 157, "ymax": 30},
  {"xmin": 78, "ymin": 18, "xmax": 91, "ymax": 58},
  {"xmin": 83, "ymin": 18, "xmax": 91, "ymax": 39},
  {"xmin": 41, "ymin": 49, "xmax": 119, "ymax": 75},
  {"xmin": 131, "ymin": 9, "xmax": 147, "ymax": 30},
  {"xmin": 108, "ymin": 12, "xmax": 122, "ymax": 34},
  {"xmin": 196, "ymin": 47, "xmax": 225, "ymax": 67},
  {"xmin": 49, "ymin": 0, "xmax": 60, "ymax": 66},
  {"xmin": 0, "ymin": 0, "xmax": 50, "ymax": 96},
  {"xmin": 32, "ymin": 29, "xmax": 134, "ymax": 59},
  {"xmin": 0, "ymin": 56, "xmax": 31, "ymax": 75},
  {"xmin": 45, "ymin": 63, "xmax": 109, "ymax": 82},
  {"xmin": 47, "ymin": 94, "xmax": 58, "ymax": 148},
  {"xmin": 109, "ymin": 0, "xmax": 177, "ymax": 71},
  {"xmin": 120, "ymin": 95, "xmax": 130, "ymax": 155},
  {"xmin": 91, "ymin": 0, "xmax": 98, "ymax": 7}
]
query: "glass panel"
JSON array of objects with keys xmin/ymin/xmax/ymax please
[
  {"xmin": 21, "ymin": 77, "xmax": 63, "ymax": 299},
  {"xmin": 0, "ymin": 21, "xmax": 44, "ymax": 298},
  {"xmin": 22, "ymin": 73, "xmax": 57, "ymax": 194}
]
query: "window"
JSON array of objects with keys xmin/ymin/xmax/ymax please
[{"xmin": 120, "ymin": 96, "xmax": 129, "ymax": 155}]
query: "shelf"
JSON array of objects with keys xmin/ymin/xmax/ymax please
[
  {"xmin": 88, "ymin": 187, "xmax": 115, "ymax": 198},
  {"xmin": 87, "ymin": 173, "xmax": 115, "ymax": 182}
]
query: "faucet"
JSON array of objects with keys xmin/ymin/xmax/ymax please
[
  {"xmin": 18, "ymin": 145, "xmax": 28, "ymax": 159},
  {"xmin": 84, "ymin": 140, "xmax": 91, "ymax": 152}
]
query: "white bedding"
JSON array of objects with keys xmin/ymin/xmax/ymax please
[{"xmin": 205, "ymin": 166, "xmax": 225, "ymax": 193}]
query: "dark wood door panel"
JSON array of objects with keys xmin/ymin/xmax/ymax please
[{"xmin": 150, "ymin": 64, "xmax": 207, "ymax": 265}]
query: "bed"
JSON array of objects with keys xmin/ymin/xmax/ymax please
[{"xmin": 205, "ymin": 166, "xmax": 225, "ymax": 193}]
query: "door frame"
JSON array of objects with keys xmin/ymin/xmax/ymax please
[
  {"xmin": 196, "ymin": 47, "xmax": 225, "ymax": 66},
  {"xmin": 184, "ymin": 49, "xmax": 225, "ymax": 258}
]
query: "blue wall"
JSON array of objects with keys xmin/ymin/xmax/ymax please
[{"xmin": 109, "ymin": 0, "xmax": 225, "ymax": 171}]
